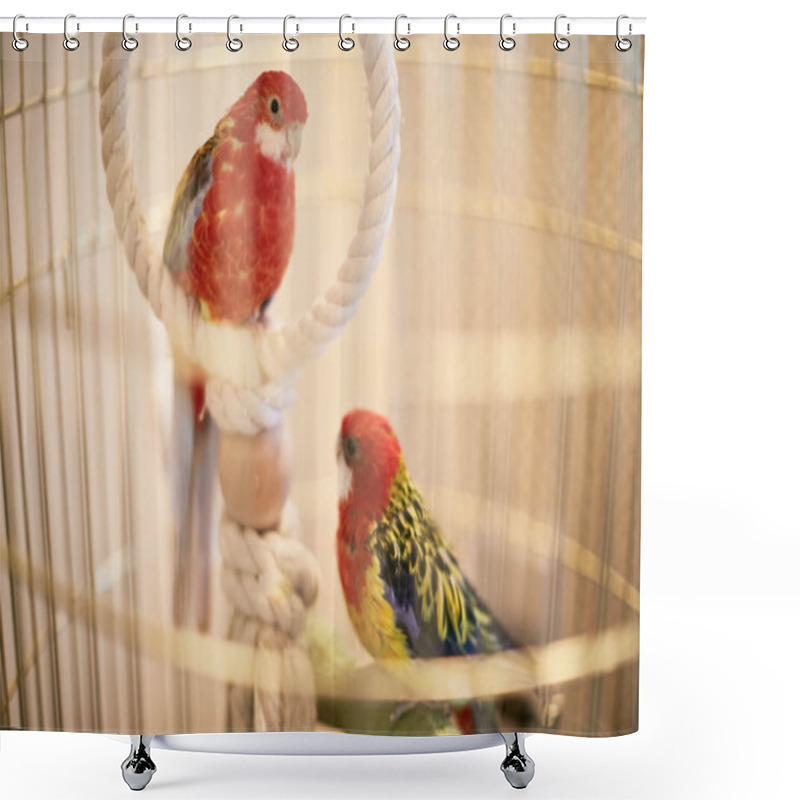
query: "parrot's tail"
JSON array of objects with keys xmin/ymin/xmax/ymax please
[{"xmin": 172, "ymin": 375, "xmax": 219, "ymax": 633}]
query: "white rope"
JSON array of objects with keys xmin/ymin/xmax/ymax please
[
  {"xmin": 219, "ymin": 501, "xmax": 321, "ymax": 729},
  {"xmin": 204, "ymin": 378, "xmax": 295, "ymax": 434},
  {"xmin": 98, "ymin": 33, "xmax": 401, "ymax": 434},
  {"xmin": 219, "ymin": 509, "xmax": 320, "ymax": 636}
]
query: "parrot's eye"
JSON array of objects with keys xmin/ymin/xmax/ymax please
[
  {"xmin": 343, "ymin": 435, "xmax": 358, "ymax": 463},
  {"xmin": 270, "ymin": 98, "xmax": 280, "ymax": 115}
]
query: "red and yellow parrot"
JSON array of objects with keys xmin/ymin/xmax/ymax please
[
  {"xmin": 336, "ymin": 409, "xmax": 514, "ymax": 733},
  {"xmin": 163, "ymin": 72, "xmax": 308, "ymax": 630}
]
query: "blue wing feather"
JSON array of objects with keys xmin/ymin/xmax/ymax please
[
  {"xmin": 163, "ymin": 135, "xmax": 217, "ymax": 276},
  {"xmin": 372, "ymin": 471, "xmax": 512, "ymax": 659}
]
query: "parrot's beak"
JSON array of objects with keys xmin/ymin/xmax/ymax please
[{"xmin": 285, "ymin": 122, "xmax": 304, "ymax": 162}]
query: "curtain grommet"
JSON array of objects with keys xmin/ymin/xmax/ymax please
[
  {"xmin": 443, "ymin": 14, "xmax": 460, "ymax": 51},
  {"xmin": 554, "ymin": 14, "xmax": 570, "ymax": 51},
  {"xmin": 338, "ymin": 14, "xmax": 355, "ymax": 51},
  {"xmin": 121, "ymin": 14, "xmax": 139, "ymax": 51},
  {"xmin": 499, "ymin": 14, "xmax": 516, "ymax": 51},
  {"xmin": 394, "ymin": 14, "xmax": 410, "ymax": 51},
  {"xmin": 12, "ymin": 14, "xmax": 29, "ymax": 51},
  {"xmin": 63, "ymin": 13, "xmax": 80, "ymax": 51},
  {"xmin": 226, "ymin": 15, "xmax": 243, "ymax": 52},
  {"xmin": 615, "ymin": 15, "xmax": 632, "ymax": 51},
  {"xmin": 283, "ymin": 15, "xmax": 299, "ymax": 52},
  {"xmin": 175, "ymin": 14, "xmax": 192, "ymax": 51}
]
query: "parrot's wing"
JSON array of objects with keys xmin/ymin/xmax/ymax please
[
  {"xmin": 166, "ymin": 134, "xmax": 218, "ymax": 632},
  {"xmin": 372, "ymin": 484, "xmax": 512, "ymax": 658},
  {"xmin": 163, "ymin": 134, "xmax": 218, "ymax": 276}
]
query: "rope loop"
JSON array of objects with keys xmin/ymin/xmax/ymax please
[
  {"xmin": 219, "ymin": 507, "xmax": 320, "ymax": 636},
  {"xmin": 99, "ymin": 34, "xmax": 400, "ymax": 434}
]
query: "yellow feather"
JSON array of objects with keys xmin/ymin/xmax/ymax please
[
  {"xmin": 346, "ymin": 553, "xmax": 409, "ymax": 660},
  {"xmin": 450, "ymin": 577, "xmax": 467, "ymax": 646},
  {"xmin": 458, "ymin": 583, "xmax": 469, "ymax": 645},
  {"xmin": 435, "ymin": 576, "xmax": 446, "ymax": 639}
]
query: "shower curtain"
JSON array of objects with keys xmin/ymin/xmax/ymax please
[{"xmin": 0, "ymin": 31, "xmax": 643, "ymax": 738}]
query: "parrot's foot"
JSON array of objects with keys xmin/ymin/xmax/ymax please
[
  {"xmin": 121, "ymin": 735, "xmax": 157, "ymax": 791},
  {"xmin": 500, "ymin": 733, "xmax": 535, "ymax": 790}
]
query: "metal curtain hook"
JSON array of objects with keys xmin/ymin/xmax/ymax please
[
  {"xmin": 554, "ymin": 14, "xmax": 570, "ymax": 51},
  {"xmin": 616, "ymin": 14, "xmax": 632, "ymax": 51},
  {"xmin": 175, "ymin": 14, "xmax": 192, "ymax": 51},
  {"xmin": 227, "ymin": 15, "xmax": 243, "ymax": 51},
  {"xmin": 499, "ymin": 14, "xmax": 516, "ymax": 51},
  {"xmin": 12, "ymin": 14, "xmax": 29, "ymax": 52},
  {"xmin": 443, "ymin": 14, "xmax": 460, "ymax": 51},
  {"xmin": 339, "ymin": 14, "xmax": 355, "ymax": 51},
  {"xmin": 63, "ymin": 13, "xmax": 80, "ymax": 51},
  {"xmin": 283, "ymin": 15, "xmax": 299, "ymax": 52},
  {"xmin": 122, "ymin": 14, "xmax": 139, "ymax": 51},
  {"xmin": 394, "ymin": 14, "xmax": 410, "ymax": 51}
]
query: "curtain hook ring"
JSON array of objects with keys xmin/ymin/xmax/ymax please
[
  {"xmin": 283, "ymin": 15, "xmax": 299, "ymax": 52},
  {"xmin": 499, "ymin": 14, "xmax": 516, "ymax": 51},
  {"xmin": 63, "ymin": 13, "xmax": 80, "ymax": 51},
  {"xmin": 553, "ymin": 14, "xmax": 570, "ymax": 51},
  {"xmin": 443, "ymin": 14, "xmax": 460, "ymax": 51},
  {"xmin": 394, "ymin": 14, "xmax": 410, "ymax": 51},
  {"xmin": 227, "ymin": 15, "xmax": 243, "ymax": 52},
  {"xmin": 175, "ymin": 14, "xmax": 192, "ymax": 51},
  {"xmin": 12, "ymin": 14, "xmax": 29, "ymax": 52},
  {"xmin": 338, "ymin": 14, "xmax": 355, "ymax": 51},
  {"xmin": 615, "ymin": 14, "xmax": 632, "ymax": 52},
  {"xmin": 122, "ymin": 14, "xmax": 139, "ymax": 51}
]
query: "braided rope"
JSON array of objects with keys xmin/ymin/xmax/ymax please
[
  {"xmin": 218, "ymin": 506, "xmax": 319, "ymax": 636},
  {"xmin": 219, "ymin": 501, "xmax": 321, "ymax": 729},
  {"xmin": 98, "ymin": 34, "xmax": 401, "ymax": 433},
  {"xmin": 205, "ymin": 378, "xmax": 295, "ymax": 435}
]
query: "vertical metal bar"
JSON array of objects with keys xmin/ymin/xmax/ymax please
[
  {"xmin": 0, "ymin": 300, "xmax": 13, "ymax": 727},
  {"xmin": 0, "ymin": 439, "xmax": 18, "ymax": 728},
  {"xmin": 97, "ymin": 31, "xmax": 142, "ymax": 731},
  {"xmin": 112, "ymin": 241, "xmax": 142, "ymax": 731},
  {"xmin": 79, "ymin": 33, "xmax": 116, "ymax": 731},
  {"xmin": 164, "ymin": 45, "xmax": 190, "ymax": 734},
  {"xmin": 41, "ymin": 42, "xmax": 84, "ymax": 731},
  {"xmin": 0, "ymin": 48, "xmax": 44, "ymax": 731},
  {"xmin": 18, "ymin": 44, "xmax": 64, "ymax": 732},
  {"xmin": 489, "ymin": 44, "xmax": 514, "ymax": 627},
  {"xmin": 481, "ymin": 45, "xmax": 503, "ymax": 610},
  {"xmin": 542, "ymin": 43, "xmax": 587, "ymax": 726},
  {"xmin": 63, "ymin": 43, "xmax": 102, "ymax": 731},
  {"xmin": 0, "ymin": 51, "xmax": 12, "ymax": 729},
  {"xmin": 0, "ymin": 478, "xmax": 7, "ymax": 726},
  {"xmin": 588, "ymin": 44, "xmax": 636, "ymax": 732},
  {"xmin": 0, "ymin": 565, "xmax": 6, "ymax": 725}
]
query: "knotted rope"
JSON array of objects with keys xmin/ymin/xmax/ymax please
[
  {"xmin": 220, "ymin": 502, "xmax": 321, "ymax": 729},
  {"xmin": 98, "ymin": 34, "xmax": 401, "ymax": 730}
]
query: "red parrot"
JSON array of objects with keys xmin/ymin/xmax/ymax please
[
  {"xmin": 164, "ymin": 70, "xmax": 308, "ymax": 322},
  {"xmin": 163, "ymin": 72, "xmax": 308, "ymax": 631},
  {"xmin": 336, "ymin": 409, "xmax": 514, "ymax": 733}
]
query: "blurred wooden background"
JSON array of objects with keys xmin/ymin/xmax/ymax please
[{"xmin": 0, "ymin": 33, "xmax": 642, "ymax": 736}]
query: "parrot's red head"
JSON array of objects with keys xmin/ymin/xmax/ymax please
[
  {"xmin": 337, "ymin": 409, "xmax": 403, "ymax": 518},
  {"xmin": 224, "ymin": 70, "xmax": 308, "ymax": 167}
]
